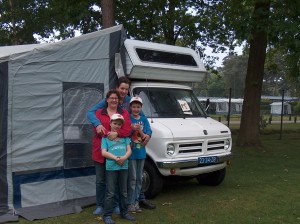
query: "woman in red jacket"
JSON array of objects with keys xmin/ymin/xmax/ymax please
[{"xmin": 92, "ymin": 89, "xmax": 131, "ymax": 216}]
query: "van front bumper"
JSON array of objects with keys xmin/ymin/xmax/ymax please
[{"xmin": 156, "ymin": 153, "xmax": 232, "ymax": 169}]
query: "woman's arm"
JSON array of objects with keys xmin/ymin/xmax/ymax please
[
  {"xmin": 116, "ymin": 109, "xmax": 132, "ymax": 137},
  {"xmin": 86, "ymin": 99, "xmax": 106, "ymax": 127}
]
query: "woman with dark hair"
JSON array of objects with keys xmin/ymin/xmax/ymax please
[
  {"xmin": 92, "ymin": 89, "xmax": 132, "ymax": 221},
  {"xmin": 87, "ymin": 77, "xmax": 132, "ymax": 136}
]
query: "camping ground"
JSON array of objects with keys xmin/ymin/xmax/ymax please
[{"xmin": 18, "ymin": 127, "xmax": 300, "ymax": 224}]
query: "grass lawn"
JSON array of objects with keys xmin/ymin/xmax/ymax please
[
  {"xmin": 229, "ymin": 122, "xmax": 300, "ymax": 135},
  {"xmin": 19, "ymin": 132, "xmax": 300, "ymax": 224},
  {"xmin": 210, "ymin": 114, "xmax": 300, "ymax": 122}
]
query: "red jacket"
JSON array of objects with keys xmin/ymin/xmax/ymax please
[{"xmin": 92, "ymin": 107, "xmax": 131, "ymax": 163}]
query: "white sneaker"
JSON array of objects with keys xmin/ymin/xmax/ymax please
[
  {"xmin": 128, "ymin": 204, "xmax": 136, "ymax": 213},
  {"xmin": 134, "ymin": 201, "xmax": 142, "ymax": 213}
]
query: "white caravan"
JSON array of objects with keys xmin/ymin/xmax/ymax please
[{"xmin": 121, "ymin": 39, "xmax": 232, "ymax": 198}]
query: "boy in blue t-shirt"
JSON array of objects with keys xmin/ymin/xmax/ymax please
[
  {"xmin": 101, "ymin": 114, "xmax": 135, "ymax": 224},
  {"xmin": 127, "ymin": 97, "xmax": 152, "ymax": 213}
]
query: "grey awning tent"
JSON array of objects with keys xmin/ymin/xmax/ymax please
[{"xmin": 0, "ymin": 25, "xmax": 126, "ymax": 222}]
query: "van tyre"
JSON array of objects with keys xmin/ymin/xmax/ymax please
[
  {"xmin": 142, "ymin": 160, "xmax": 163, "ymax": 199},
  {"xmin": 196, "ymin": 168, "xmax": 226, "ymax": 186}
]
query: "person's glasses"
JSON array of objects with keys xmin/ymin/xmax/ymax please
[{"xmin": 108, "ymin": 97, "xmax": 119, "ymax": 100}]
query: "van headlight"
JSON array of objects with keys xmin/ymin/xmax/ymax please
[
  {"xmin": 166, "ymin": 144, "xmax": 175, "ymax": 156},
  {"xmin": 224, "ymin": 139, "xmax": 231, "ymax": 150}
]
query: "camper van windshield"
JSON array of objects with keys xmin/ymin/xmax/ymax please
[{"xmin": 133, "ymin": 88, "xmax": 206, "ymax": 118}]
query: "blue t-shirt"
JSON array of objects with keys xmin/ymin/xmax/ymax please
[
  {"xmin": 101, "ymin": 137, "xmax": 131, "ymax": 170},
  {"xmin": 129, "ymin": 115, "xmax": 152, "ymax": 160}
]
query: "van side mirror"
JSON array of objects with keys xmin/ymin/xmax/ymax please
[{"xmin": 205, "ymin": 99, "xmax": 210, "ymax": 112}]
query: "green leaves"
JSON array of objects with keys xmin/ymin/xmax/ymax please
[{"xmin": 0, "ymin": 0, "xmax": 298, "ymax": 78}]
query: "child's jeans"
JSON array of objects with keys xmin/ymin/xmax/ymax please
[
  {"xmin": 127, "ymin": 159, "xmax": 145, "ymax": 205},
  {"xmin": 103, "ymin": 169, "xmax": 128, "ymax": 217},
  {"xmin": 95, "ymin": 162, "xmax": 119, "ymax": 209}
]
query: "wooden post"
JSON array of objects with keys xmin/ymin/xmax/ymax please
[
  {"xmin": 268, "ymin": 115, "xmax": 272, "ymax": 124},
  {"xmin": 279, "ymin": 90, "xmax": 284, "ymax": 140},
  {"xmin": 227, "ymin": 88, "xmax": 232, "ymax": 127}
]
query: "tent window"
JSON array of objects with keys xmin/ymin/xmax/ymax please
[{"xmin": 63, "ymin": 83, "xmax": 103, "ymax": 169}]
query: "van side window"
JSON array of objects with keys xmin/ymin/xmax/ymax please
[{"xmin": 136, "ymin": 48, "xmax": 197, "ymax": 67}]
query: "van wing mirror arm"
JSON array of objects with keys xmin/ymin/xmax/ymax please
[{"xmin": 205, "ymin": 99, "xmax": 210, "ymax": 112}]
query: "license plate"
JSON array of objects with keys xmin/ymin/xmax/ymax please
[{"xmin": 198, "ymin": 156, "xmax": 218, "ymax": 164}]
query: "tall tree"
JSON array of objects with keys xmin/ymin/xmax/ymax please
[
  {"xmin": 46, "ymin": 0, "xmax": 101, "ymax": 39},
  {"xmin": 197, "ymin": 0, "xmax": 299, "ymax": 146},
  {"xmin": 206, "ymin": 73, "xmax": 226, "ymax": 97},
  {"xmin": 0, "ymin": 0, "xmax": 102, "ymax": 44},
  {"xmin": 100, "ymin": 0, "xmax": 115, "ymax": 28},
  {"xmin": 0, "ymin": 0, "xmax": 50, "ymax": 45},
  {"xmin": 263, "ymin": 48, "xmax": 290, "ymax": 96},
  {"xmin": 236, "ymin": 0, "xmax": 271, "ymax": 147},
  {"xmin": 115, "ymin": 0, "xmax": 221, "ymax": 66},
  {"xmin": 222, "ymin": 55, "xmax": 248, "ymax": 98}
]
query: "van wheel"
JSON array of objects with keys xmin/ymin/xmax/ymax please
[
  {"xmin": 142, "ymin": 160, "xmax": 163, "ymax": 199},
  {"xmin": 196, "ymin": 168, "xmax": 226, "ymax": 186}
]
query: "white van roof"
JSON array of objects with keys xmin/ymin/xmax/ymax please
[{"xmin": 124, "ymin": 39, "xmax": 207, "ymax": 82}]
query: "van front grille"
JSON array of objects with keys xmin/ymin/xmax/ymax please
[{"xmin": 178, "ymin": 143, "xmax": 202, "ymax": 154}]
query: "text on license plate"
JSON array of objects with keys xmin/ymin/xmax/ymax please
[{"xmin": 198, "ymin": 156, "xmax": 219, "ymax": 164}]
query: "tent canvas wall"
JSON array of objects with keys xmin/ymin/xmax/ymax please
[{"xmin": 0, "ymin": 25, "xmax": 126, "ymax": 222}]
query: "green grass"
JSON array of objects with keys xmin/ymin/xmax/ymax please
[
  {"xmin": 211, "ymin": 114, "xmax": 300, "ymax": 122},
  {"xmin": 229, "ymin": 122, "xmax": 300, "ymax": 135},
  {"xmin": 19, "ymin": 133, "xmax": 300, "ymax": 224},
  {"xmin": 209, "ymin": 114, "xmax": 300, "ymax": 123}
]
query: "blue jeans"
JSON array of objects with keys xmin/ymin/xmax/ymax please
[
  {"xmin": 103, "ymin": 169, "xmax": 128, "ymax": 217},
  {"xmin": 95, "ymin": 162, "xmax": 106, "ymax": 207},
  {"xmin": 94, "ymin": 162, "xmax": 119, "ymax": 208},
  {"xmin": 128, "ymin": 159, "xmax": 145, "ymax": 204},
  {"xmin": 139, "ymin": 188, "xmax": 146, "ymax": 201}
]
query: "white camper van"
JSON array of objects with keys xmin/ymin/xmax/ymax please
[{"xmin": 121, "ymin": 39, "xmax": 232, "ymax": 198}]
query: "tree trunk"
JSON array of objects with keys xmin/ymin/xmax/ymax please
[
  {"xmin": 100, "ymin": 0, "xmax": 115, "ymax": 29},
  {"xmin": 163, "ymin": 0, "xmax": 176, "ymax": 45},
  {"xmin": 236, "ymin": 0, "xmax": 271, "ymax": 147},
  {"xmin": 8, "ymin": 0, "xmax": 17, "ymax": 45}
]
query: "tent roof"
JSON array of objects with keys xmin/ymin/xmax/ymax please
[
  {"xmin": 0, "ymin": 44, "xmax": 43, "ymax": 58},
  {"xmin": 0, "ymin": 25, "xmax": 124, "ymax": 60}
]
